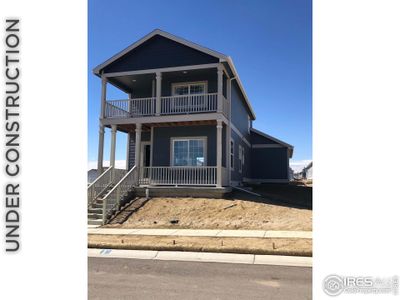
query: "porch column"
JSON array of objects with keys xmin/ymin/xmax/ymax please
[
  {"xmin": 216, "ymin": 120, "xmax": 223, "ymax": 187},
  {"xmin": 227, "ymin": 79, "xmax": 232, "ymax": 185},
  {"xmin": 217, "ymin": 65, "xmax": 224, "ymax": 113},
  {"xmin": 100, "ymin": 78, "xmax": 107, "ymax": 118},
  {"xmin": 97, "ymin": 124, "xmax": 105, "ymax": 176},
  {"xmin": 110, "ymin": 125, "xmax": 117, "ymax": 167},
  {"xmin": 155, "ymin": 72, "xmax": 162, "ymax": 116},
  {"xmin": 125, "ymin": 133, "xmax": 131, "ymax": 170},
  {"xmin": 134, "ymin": 123, "xmax": 142, "ymax": 185}
]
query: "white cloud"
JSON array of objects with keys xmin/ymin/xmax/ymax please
[
  {"xmin": 290, "ymin": 159, "xmax": 312, "ymax": 173},
  {"xmin": 87, "ymin": 160, "xmax": 126, "ymax": 170}
]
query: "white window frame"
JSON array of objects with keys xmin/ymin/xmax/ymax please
[
  {"xmin": 230, "ymin": 138, "xmax": 235, "ymax": 171},
  {"xmin": 170, "ymin": 136, "xmax": 207, "ymax": 167},
  {"xmin": 171, "ymin": 81, "xmax": 208, "ymax": 96}
]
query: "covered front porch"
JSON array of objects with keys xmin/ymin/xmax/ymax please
[{"xmin": 97, "ymin": 120, "xmax": 230, "ymax": 188}]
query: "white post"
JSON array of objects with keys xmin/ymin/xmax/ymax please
[
  {"xmin": 100, "ymin": 78, "xmax": 107, "ymax": 118},
  {"xmin": 217, "ymin": 65, "xmax": 224, "ymax": 113},
  {"xmin": 156, "ymin": 72, "xmax": 162, "ymax": 116},
  {"xmin": 110, "ymin": 125, "xmax": 117, "ymax": 167},
  {"xmin": 227, "ymin": 79, "xmax": 232, "ymax": 185},
  {"xmin": 97, "ymin": 124, "xmax": 105, "ymax": 176},
  {"xmin": 216, "ymin": 120, "xmax": 223, "ymax": 187},
  {"xmin": 125, "ymin": 133, "xmax": 131, "ymax": 170},
  {"xmin": 134, "ymin": 123, "xmax": 142, "ymax": 185}
]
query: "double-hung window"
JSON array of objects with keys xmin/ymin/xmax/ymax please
[
  {"xmin": 172, "ymin": 82, "xmax": 207, "ymax": 111},
  {"xmin": 172, "ymin": 82, "xmax": 207, "ymax": 96},
  {"xmin": 172, "ymin": 138, "xmax": 206, "ymax": 166}
]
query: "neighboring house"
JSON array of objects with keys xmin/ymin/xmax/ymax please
[
  {"xmin": 88, "ymin": 29, "xmax": 293, "ymax": 224},
  {"xmin": 304, "ymin": 162, "xmax": 313, "ymax": 179},
  {"xmin": 294, "ymin": 161, "xmax": 312, "ymax": 180}
]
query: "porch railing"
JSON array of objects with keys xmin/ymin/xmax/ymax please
[
  {"xmin": 104, "ymin": 93, "xmax": 226, "ymax": 118},
  {"xmin": 138, "ymin": 166, "xmax": 217, "ymax": 186},
  {"xmin": 87, "ymin": 167, "xmax": 127, "ymax": 207},
  {"xmin": 106, "ymin": 97, "xmax": 156, "ymax": 118},
  {"xmin": 102, "ymin": 166, "xmax": 137, "ymax": 224},
  {"xmin": 87, "ymin": 166, "xmax": 113, "ymax": 206},
  {"xmin": 160, "ymin": 93, "xmax": 218, "ymax": 115}
]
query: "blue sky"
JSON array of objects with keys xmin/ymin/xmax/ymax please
[{"xmin": 88, "ymin": 0, "xmax": 312, "ymax": 168}]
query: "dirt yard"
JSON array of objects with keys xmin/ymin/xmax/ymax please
[
  {"xmin": 88, "ymin": 234, "xmax": 312, "ymax": 256},
  {"xmin": 106, "ymin": 191, "xmax": 312, "ymax": 231}
]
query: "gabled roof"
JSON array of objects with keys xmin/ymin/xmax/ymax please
[
  {"xmin": 93, "ymin": 29, "xmax": 256, "ymax": 119},
  {"xmin": 251, "ymin": 128, "xmax": 294, "ymax": 158}
]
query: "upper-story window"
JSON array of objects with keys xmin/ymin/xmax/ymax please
[{"xmin": 172, "ymin": 81, "xmax": 207, "ymax": 96}]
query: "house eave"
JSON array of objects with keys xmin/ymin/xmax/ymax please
[{"xmin": 251, "ymin": 128, "xmax": 294, "ymax": 158}]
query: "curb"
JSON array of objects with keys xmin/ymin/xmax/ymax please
[
  {"xmin": 88, "ymin": 248, "xmax": 312, "ymax": 267},
  {"xmin": 88, "ymin": 235, "xmax": 312, "ymax": 257}
]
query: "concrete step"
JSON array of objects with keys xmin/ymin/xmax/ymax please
[
  {"xmin": 88, "ymin": 219, "xmax": 103, "ymax": 226},
  {"xmin": 91, "ymin": 203, "xmax": 103, "ymax": 209},
  {"xmin": 88, "ymin": 213, "xmax": 102, "ymax": 219},
  {"xmin": 88, "ymin": 208, "xmax": 102, "ymax": 214}
]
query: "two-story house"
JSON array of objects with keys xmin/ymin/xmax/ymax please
[{"xmin": 88, "ymin": 29, "xmax": 293, "ymax": 225}]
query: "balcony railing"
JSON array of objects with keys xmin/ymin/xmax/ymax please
[
  {"xmin": 138, "ymin": 166, "xmax": 217, "ymax": 186},
  {"xmin": 104, "ymin": 93, "xmax": 229, "ymax": 119},
  {"xmin": 105, "ymin": 97, "xmax": 156, "ymax": 118}
]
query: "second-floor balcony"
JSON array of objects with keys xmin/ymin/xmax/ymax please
[{"xmin": 105, "ymin": 93, "xmax": 229, "ymax": 119}]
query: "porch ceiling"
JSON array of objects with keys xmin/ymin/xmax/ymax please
[
  {"xmin": 106, "ymin": 119, "xmax": 218, "ymax": 133},
  {"xmin": 107, "ymin": 67, "xmax": 217, "ymax": 95}
]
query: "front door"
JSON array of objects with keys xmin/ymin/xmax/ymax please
[{"xmin": 140, "ymin": 142, "xmax": 151, "ymax": 181}]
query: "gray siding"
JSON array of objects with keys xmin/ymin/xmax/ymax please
[
  {"xmin": 231, "ymin": 81, "xmax": 251, "ymax": 141},
  {"xmin": 250, "ymin": 147, "xmax": 289, "ymax": 180},
  {"xmin": 103, "ymin": 35, "xmax": 218, "ymax": 74}
]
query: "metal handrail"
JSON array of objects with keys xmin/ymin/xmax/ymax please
[
  {"xmin": 102, "ymin": 165, "xmax": 137, "ymax": 224},
  {"xmin": 87, "ymin": 166, "xmax": 113, "ymax": 206}
]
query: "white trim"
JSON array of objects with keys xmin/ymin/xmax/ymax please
[
  {"xmin": 252, "ymin": 144, "xmax": 285, "ymax": 149},
  {"xmin": 230, "ymin": 123, "xmax": 251, "ymax": 147},
  {"xmin": 102, "ymin": 63, "xmax": 220, "ymax": 78},
  {"xmin": 170, "ymin": 136, "xmax": 208, "ymax": 167},
  {"xmin": 125, "ymin": 133, "xmax": 131, "ymax": 170},
  {"xmin": 150, "ymin": 127, "xmax": 154, "ymax": 167},
  {"xmin": 171, "ymin": 81, "xmax": 208, "ymax": 96},
  {"xmin": 101, "ymin": 112, "xmax": 229, "ymax": 126},
  {"xmin": 93, "ymin": 29, "xmax": 256, "ymax": 120},
  {"xmin": 250, "ymin": 128, "xmax": 293, "ymax": 149}
]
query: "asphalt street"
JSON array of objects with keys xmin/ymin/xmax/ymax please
[{"xmin": 88, "ymin": 257, "xmax": 312, "ymax": 299}]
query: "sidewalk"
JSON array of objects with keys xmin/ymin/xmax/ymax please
[{"xmin": 88, "ymin": 227, "xmax": 312, "ymax": 239}]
